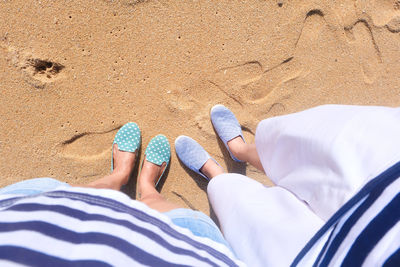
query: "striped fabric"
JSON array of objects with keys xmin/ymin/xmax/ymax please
[
  {"xmin": 292, "ymin": 161, "xmax": 400, "ymax": 267},
  {"xmin": 1, "ymin": 164, "xmax": 399, "ymax": 267},
  {"xmin": 0, "ymin": 188, "xmax": 243, "ymax": 267}
]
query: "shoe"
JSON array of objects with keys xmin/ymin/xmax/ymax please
[
  {"xmin": 111, "ymin": 122, "xmax": 141, "ymax": 171},
  {"xmin": 210, "ymin": 104, "xmax": 245, "ymax": 162},
  {"xmin": 142, "ymin": 134, "xmax": 171, "ymax": 187},
  {"xmin": 175, "ymin": 135, "xmax": 221, "ymax": 180}
]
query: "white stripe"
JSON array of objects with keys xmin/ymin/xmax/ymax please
[
  {"xmin": 0, "ymin": 195, "xmax": 21, "ymax": 205},
  {"xmin": 329, "ymin": 178, "xmax": 400, "ymax": 265},
  {"xmin": 39, "ymin": 191, "xmax": 237, "ymax": 263},
  {"xmin": 312, "ymin": 195, "xmax": 367, "ymax": 265},
  {"xmin": 0, "ymin": 209, "xmax": 217, "ymax": 266},
  {"xmin": 0, "ymin": 260, "xmax": 26, "ymax": 267},
  {"xmin": 287, "ymin": 195, "xmax": 367, "ymax": 266},
  {"xmin": 0, "ymin": 194, "xmax": 238, "ymax": 266},
  {"xmin": 362, "ymin": 222, "xmax": 400, "ymax": 267},
  {"xmin": 0, "ymin": 231, "xmax": 138, "ymax": 266},
  {"xmin": 297, "ymin": 179, "xmax": 400, "ymax": 266},
  {"xmin": 295, "ymin": 230, "xmax": 332, "ymax": 266}
]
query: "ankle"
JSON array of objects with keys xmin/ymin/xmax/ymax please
[
  {"xmin": 203, "ymin": 168, "xmax": 224, "ymax": 179},
  {"xmin": 138, "ymin": 182, "xmax": 158, "ymax": 199},
  {"xmin": 227, "ymin": 137, "xmax": 247, "ymax": 161},
  {"xmin": 110, "ymin": 169, "xmax": 130, "ymax": 186},
  {"xmin": 138, "ymin": 162, "xmax": 162, "ymax": 196},
  {"xmin": 139, "ymin": 161, "xmax": 164, "ymax": 185},
  {"xmin": 200, "ymin": 159, "xmax": 224, "ymax": 179}
]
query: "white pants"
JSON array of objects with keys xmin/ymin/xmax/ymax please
[{"xmin": 208, "ymin": 105, "xmax": 400, "ymax": 266}]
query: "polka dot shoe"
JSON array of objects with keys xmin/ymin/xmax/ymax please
[
  {"xmin": 144, "ymin": 134, "xmax": 171, "ymax": 187},
  {"xmin": 111, "ymin": 122, "xmax": 141, "ymax": 171}
]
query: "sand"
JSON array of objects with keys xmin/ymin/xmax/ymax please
[{"xmin": 1, "ymin": 0, "xmax": 400, "ymax": 215}]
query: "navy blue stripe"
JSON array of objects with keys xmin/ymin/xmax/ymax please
[
  {"xmin": 318, "ymin": 186, "xmax": 386, "ymax": 266},
  {"xmin": 6, "ymin": 203, "xmax": 219, "ymax": 266},
  {"xmin": 384, "ymin": 247, "xmax": 400, "ymax": 267},
  {"xmin": 0, "ymin": 221, "xmax": 186, "ymax": 267},
  {"xmin": 0, "ymin": 196, "xmax": 28, "ymax": 208},
  {"xmin": 43, "ymin": 190, "xmax": 237, "ymax": 266},
  {"xmin": 291, "ymin": 160, "xmax": 400, "ymax": 266},
  {"xmin": 0, "ymin": 245, "xmax": 111, "ymax": 267},
  {"xmin": 0, "ymin": 190, "xmax": 235, "ymax": 265},
  {"xmin": 312, "ymin": 223, "xmax": 338, "ymax": 267},
  {"xmin": 342, "ymin": 194, "xmax": 400, "ymax": 266}
]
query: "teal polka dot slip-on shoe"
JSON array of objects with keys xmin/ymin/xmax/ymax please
[
  {"xmin": 111, "ymin": 122, "xmax": 141, "ymax": 172},
  {"xmin": 143, "ymin": 134, "xmax": 171, "ymax": 187}
]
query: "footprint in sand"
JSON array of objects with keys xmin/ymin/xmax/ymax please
[
  {"xmin": 210, "ymin": 60, "xmax": 296, "ymax": 108},
  {"xmin": 356, "ymin": 0, "xmax": 400, "ymax": 27},
  {"xmin": 294, "ymin": 10, "xmax": 326, "ymax": 54},
  {"xmin": 164, "ymin": 84, "xmax": 196, "ymax": 111},
  {"xmin": 211, "ymin": 61, "xmax": 264, "ymax": 105},
  {"xmin": 247, "ymin": 10, "xmax": 327, "ymax": 105},
  {"xmin": 345, "ymin": 20, "xmax": 382, "ymax": 84},
  {"xmin": 386, "ymin": 15, "xmax": 400, "ymax": 32},
  {"xmin": 192, "ymin": 112, "xmax": 216, "ymax": 139},
  {"xmin": 22, "ymin": 58, "xmax": 65, "ymax": 85},
  {"xmin": 209, "ymin": 10, "xmax": 328, "ymax": 106},
  {"xmin": 57, "ymin": 127, "xmax": 120, "ymax": 160},
  {"xmin": 4, "ymin": 45, "xmax": 65, "ymax": 88}
]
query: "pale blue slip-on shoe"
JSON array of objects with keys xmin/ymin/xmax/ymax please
[
  {"xmin": 111, "ymin": 122, "xmax": 141, "ymax": 171},
  {"xmin": 175, "ymin": 135, "xmax": 221, "ymax": 180},
  {"xmin": 210, "ymin": 104, "xmax": 245, "ymax": 162},
  {"xmin": 143, "ymin": 135, "xmax": 171, "ymax": 187}
]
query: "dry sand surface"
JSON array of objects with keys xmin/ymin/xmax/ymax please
[{"xmin": 1, "ymin": 0, "xmax": 400, "ymax": 215}]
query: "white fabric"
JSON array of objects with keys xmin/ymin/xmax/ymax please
[
  {"xmin": 208, "ymin": 174, "xmax": 324, "ymax": 267},
  {"xmin": 255, "ymin": 104, "xmax": 400, "ymax": 220},
  {"xmin": 207, "ymin": 104, "xmax": 400, "ymax": 266}
]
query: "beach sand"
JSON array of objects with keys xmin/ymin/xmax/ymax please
[{"xmin": 1, "ymin": 0, "xmax": 400, "ymax": 215}]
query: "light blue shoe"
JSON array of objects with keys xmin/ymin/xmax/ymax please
[
  {"xmin": 210, "ymin": 104, "xmax": 245, "ymax": 162},
  {"xmin": 143, "ymin": 135, "xmax": 171, "ymax": 187},
  {"xmin": 111, "ymin": 122, "xmax": 141, "ymax": 171},
  {"xmin": 175, "ymin": 135, "xmax": 221, "ymax": 180}
]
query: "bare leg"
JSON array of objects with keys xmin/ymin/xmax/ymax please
[
  {"xmin": 76, "ymin": 143, "xmax": 180, "ymax": 212},
  {"xmin": 77, "ymin": 143, "xmax": 136, "ymax": 190},
  {"xmin": 198, "ymin": 136, "xmax": 264, "ymax": 180},
  {"xmin": 138, "ymin": 157, "xmax": 182, "ymax": 213},
  {"xmin": 228, "ymin": 136, "xmax": 264, "ymax": 172},
  {"xmin": 200, "ymin": 159, "xmax": 225, "ymax": 179}
]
